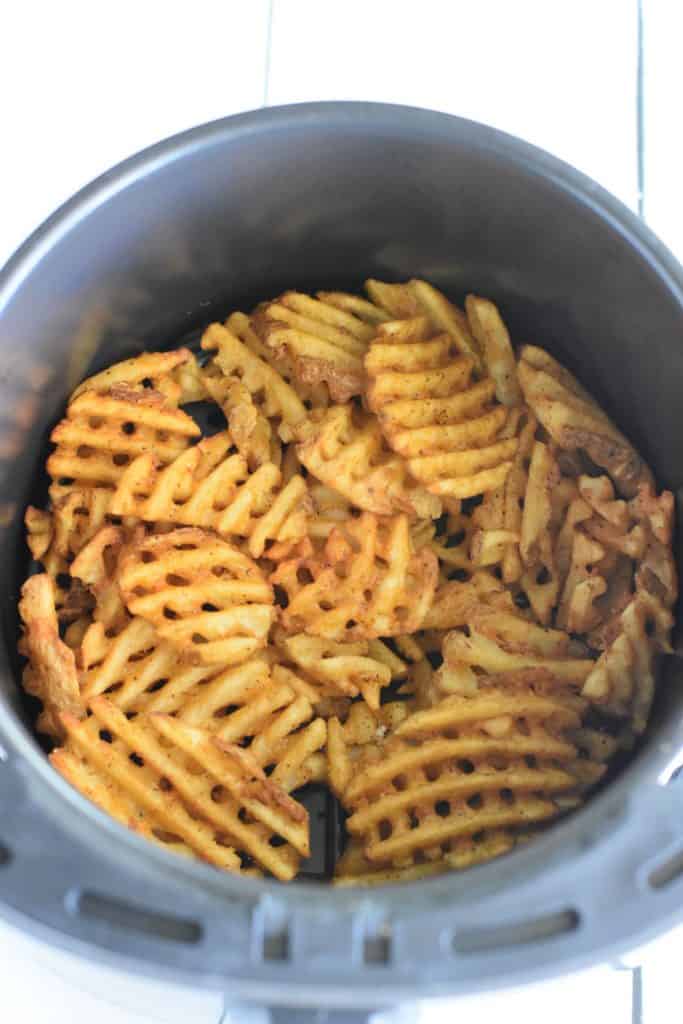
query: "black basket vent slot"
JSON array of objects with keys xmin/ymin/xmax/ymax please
[
  {"xmin": 74, "ymin": 890, "xmax": 202, "ymax": 944},
  {"xmin": 453, "ymin": 908, "xmax": 579, "ymax": 955},
  {"xmin": 0, "ymin": 842, "xmax": 11, "ymax": 867},
  {"xmin": 263, "ymin": 926, "xmax": 290, "ymax": 962},
  {"xmin": 649, "ymin": 845, "xmax": 683, "ymax": 889},
  {"xmin": 363, "ymin": 927, "xmax": 392, "ymax": 965}
]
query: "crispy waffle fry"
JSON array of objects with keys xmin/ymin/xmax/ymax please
[
  {"xmin": 71, "ymin": 349, "xmax": 195, "ymax": 404},
  {"xmin": 582, "ymin": 590, "xmax": 674, "ymax": 732},
  {"xmin": 19, "ymin": 574, "xmax": 84, "ymax": 738},
  {"xmin": 253, "ymin": 291, "xmax": 385, "ymax": 402},
  {"xmin": 365, "ymin": 316, "xmax": 517, "ymax": 499},
  {"xmin": 365, "ymin": 278, "xmax": 483, "ymax": 370},
  {"xmin": 465, "ymin": 295, "xmax": 522, "ymax": 406},
  {"xmin": 272, "ymin": 513, "xmax": 438, "ymax": 642},
  {"xmin": 118, "ymin": 528, "xmax": 274, "ymax": 665},
  {"xmin": 279, "ymin": 633, "xmax": 391, "ymax": 710},
  {"xmin": 48, "ymin": 386, "xmax": 200, "ymax": 503},
  {"xmin": 518, "ymin": 345, "xmax": 651, "ymax": 497},
  {"xmin": 110, "ymin": 432, "xmax": 310, "ymax": 558},
  {"xmin": 201, "ymin": 322, "xmax": 307, "ymax": 442},
  {"xmin": 296, "ymin": 404, "xmax": 441, "ymax": 519},
  {"xmin": 341, "ymin": 688, "xmax": 601, "ymax": 867}
]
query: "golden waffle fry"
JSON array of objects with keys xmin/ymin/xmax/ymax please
[
  {"xmin": 296, "ymin": 404, "xmax": 441, "ymax": 519},
  {"xmin": 253, "ymin": 291, "xmax": 385, "ymax": 402},
  {"xmin": 280, "ymin": 633, "xmax": 391, "ymax": 709},
  {"xmin": 518, "ymin": 345, "xmax": 651, "ymax": 497},
  {"xmin": 51, "ymin": 746, "xmax": 238, "ymax": 867},
  {"xmin": 464, "ymin": 295, "xmax": 522, "ymax": 406},
  {"xmin": 342, "ymin": 688, "xmax": 601, "ymax": 867},
  {"xmin": 365, "ymin": 316, "xmax": 517, "ymax": 499},
  {"xmin": 517, "ymin": 440, "xmax": 561, "ymax": 624},
  {"xmin": 48, "ymin": 386, "xmax": 200, "ymax": 502},
  {"xmin": 110, "ymin": 432, "xmax": 310, "ymax": 558},
  {"xmin": 423, "ymin": 569, "xmax": 515, "ymax": 631},
  {"xmin": 365, "ymin": 278, "xmax": 483, "ymax": 370},
  {"xmin": 442, "ymin": 621, "xmax": 594, "ymax": 686},
  {"xmin": 202, "ymin": 364, "xmax": 281, "ymax": 468},
  {"xmin": 71, "ymin": 349, "xmax": 195, "ymax": 404},
  {"xmin": 70, "ymin": 524, "xmax": 130, "ymax": 635},
  {"xmin": 18, "ymin": 574, "xmax": 84, "ymax": 738},
  {"xmin": 58, "ymin": 698, "xmax": 304, "ymax": 878},
  {"xmin": 201, "ymin": 322, "xmax": 307, "ymax": 441},
  {"xmin": 582, "ymin": 590, "xmax": 674, "ymax": 732},
  {"xmin": 333, "ymin": 838, "xmax": 452, "ymax": 885},
  {"xmin": 25, "ymin": 506, "xmax": 53, "ymax": 561},
  {"xmin": 118, "ymin": 528, "xmax": 274, "ymax": 665},
  {"xmin": 556, "ymin": 530, "xmax": 608, "ymax": 633},
  {"xmin": 272, "ymin": 513, "xmax": 438, "ymax": 642}
]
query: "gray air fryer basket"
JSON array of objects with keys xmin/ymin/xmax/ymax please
[{"xmin": 1, "ymin": 103, "xmax": 683, "ymax": 1018}]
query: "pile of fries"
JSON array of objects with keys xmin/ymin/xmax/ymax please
[{"xmin": 20, "ymin": 278, "xmax": 676, "ymax": 884}]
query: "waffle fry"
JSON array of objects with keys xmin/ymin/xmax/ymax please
[
  {"xmin": 21, "ymin": 279, "xmax": 675, "ymax": 884},
  {"xmin": 366, "ymin": 315, "xmax": 517, "ymax": 499},
  {"xmin": 118, "ymin": 528, "xmax": 274, "ymax": 665},
  {"xmin": 272, "ymin": 513, "xmax": 437, "ymax": 642},
  {"xmin": 518, "ymin": 345, "xmax": 651, "ymax": 497},
  {"xmin": 71, "ymin": 349, "xmax": 195, "ymax": 404},
  {"xmin": 341, "ymin": 687, "xmax": 601, "ymax": 867},
  {"xmin": 253, "ymin": 291, "xmax": 384, "ymax": 402},
  {"xmin": 582, "ymin": 590, "xmax": 674, "ymax": 732},
  {"xmin": 18, "ymin": 574, "xmax": 84, "ymax": 738},
  {"xmin": 201, "ymin": 322, "xmax": 307, "ymax": 442},
  {"xmin": 110, "ymin": 431, "xmax": 310, "ymax": 558},
  {"xmin": 365, "ymin": 278, "xmax": 483, "ymax": 370},
  {"xmin": 296, "ymin": 404, "xmax": 441, "ymax": 519},
  {"xmin": 48, "ymin": 386, "xmax": 200, "ymax": 503}
]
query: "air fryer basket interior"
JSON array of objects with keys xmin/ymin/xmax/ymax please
[{"xmin": 1, "ymin": 104, "xmax": 683, "ymax": 1009}]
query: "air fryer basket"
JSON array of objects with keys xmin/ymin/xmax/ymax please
[{"xmin": 1, "ymin": 103, "xmax": 683, "ymax": 1015}]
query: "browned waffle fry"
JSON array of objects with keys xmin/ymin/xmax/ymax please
[
  {"xmin": 518, "ymin": 345, "xmax": 651, "ymax": 497},
  {"xmin": 464, "ymin": 295, "xmax": 522, "ymax": 406},
  {"xmin": 423, "ymin": 569, "xmax": 516, "ymax": 631},
  {"xmin": 19, "ymin": 574, "xmax": 85, "ymax": 738},
  {"xmin": 48, "ymin": 386, "xmax": 201, "ymax": 504},
  {"xmin": 582, "ymin": 589, "xmax": 674, "ymax": 732},
  {"xmin": 365, "ymin": 278, "xmax": 483, "ymax": 370},
  {"xmin": 556, "ymin": 530, "xmax": 608, "ymax": 633},
  {"xmin": 365, "ymin": 316, "xmax": 517, "ymax": 500},
  {"xmin": 279, "ymin": 633, "xmax": 392, "ymax": 710},
  {"xmin": 296, "ymin": 404, "xmax": 441, "ymax": 519},
  {"xmin": 118, "ymin": 528, "xmax": 274, "ymax": 665},
  {"xmin": 201, "ymin": 322, "xmax": 308, "ymax": 442},
  {"xmin": 110, "ymin": 431, "xmax": 310, "ymax": 558},
  {"xmin": 272, "ymin": 513, "xmax": 438, "ymax": 642},
  {"xmin": 71, "ymin": 349, "xmax": 195, "ymax": 404},
  {"xmin": 202, "ymin": 364, "xmax": 281, "ymax": 468},
  {"xmin": 253, "ymin": 290, "xmax": 385, "ymax": 402},
  {"xmin": 341, "ymin": 688, "xmax": 601, "ymax": 868}
]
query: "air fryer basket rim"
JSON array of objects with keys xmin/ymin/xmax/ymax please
[{"xmin": 1, "ymin": 101, "xmax": 683, "ymax": 1006}]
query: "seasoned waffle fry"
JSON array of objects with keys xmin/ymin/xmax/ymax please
[
  {"xmin": 465, "ymin": 295, "xmax": 522, "ymax": 406},
  {"xmin": 366, "ymin": 315, "xmax": 516, "ymax": 499},
  {"xmin": 296, "ymin": 404, "xmax": 441, "ymax": 518},
  {"xmin": 365, "ymin": 278, "xmax": 483, "ymax": 370},
  {"xmin": 254, "ymin": 291, "xmax": 384, "ymax": 402},
  {"xmin": 341, "ymin": 688, "xmax": 601, "ymax": 867},
  {"xmin": 48, "ymin": 386, "xmax": 200, "ymax": 503},
  {"xmin": 19, "ymin": 574, "xmax": 84, "ymax": 738},
  {"xmin": 21, "ymin": 278, "xmax": 676, "ymax": 884},
  {"xmin": 518, "ymin": 345, "xmax": 651, "ymax": 497},
  {"xmin": 202, "ymin": 322, "xmax": 307, "ymax": 441},
  {"xmin": 118, "ymin": 528, "xmax": 274, "ymax": 665},
  {"xmin": 110, "ymin": 432, "xmax": 310, "ymax": 557},
  {"xmin": 71, "ymin": 349, "xmax": 194, "ymax": 404}
]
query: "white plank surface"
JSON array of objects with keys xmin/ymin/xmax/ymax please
[
  {"xmin": 267, "ymin": 0, "xmax": 639, "ymax": 208},
  {"xmin": 642, "ymin": 1, "xmax": 683, "ymax": 259},
  {"xmin": 0, "ymin": 1, "xmax": 271, "ymax": 266}
]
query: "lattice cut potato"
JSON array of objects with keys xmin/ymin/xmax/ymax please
[
  {"xmin": 71, "ymin": 349, "xmax": 195, "ymax": 404},
  {"xmin": 110, "ymin": 431, "xmax": 310, "ymax": 557},
  {"xmin": 518, "ymin": 345, "xmax": 651, "ymax": 497},
  {"xmin": 271, "ymin": 512, "xmax": 438, "ymax": 642},
  {"xmin": 365, "ymin": 316, "xmax": 518, "ymax": 500},
  {"xmin": 118, "ymin": 528, "xmax": 274, "ymax": 665},
  {"xmin": 253, "ymin": 290, "xmax": 387, "ymax": 402},
  {"xmin": 18, "ymin": 573, "xmax": 84, "ymax": 738},
  {"xmin": 48, "ymin": 385, "xmax": 200, "ymax": 503},
  {"xmin": 296, "ymin": 404, "xmax": 441, "ymax": 519},
  {"xmin": 338, "ymin": 686, "xmax": 602, "ymax": 869}
]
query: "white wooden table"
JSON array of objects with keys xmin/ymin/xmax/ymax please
[{"xmin": 1, "ymin": 2, "xmax": 681, "ymax": 1020}]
